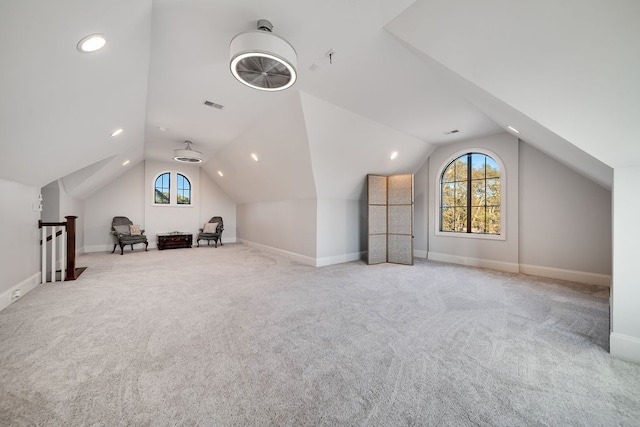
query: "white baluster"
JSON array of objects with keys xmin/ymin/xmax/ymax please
[
  {"xmin": 51, "ymin": 226, "xmax": 56, "ymax": 283},
  {"xmin": 41, "ymin": 226, "xmax": 47, "ymax": 284},
  {"xmin": 61, "ymin": 227, "xmax": 66, "ymax": 282}
]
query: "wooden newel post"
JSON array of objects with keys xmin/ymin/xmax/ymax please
[{"xmin": 65, "ymin": 216, "xmax": 77, "ymax": 281}]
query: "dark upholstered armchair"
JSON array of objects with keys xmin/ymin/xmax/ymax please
[
  {"xmin": 111, "ymin": 216, "xmax": 148, "ymax": 255},
  {"xmin": 197, "ymin": 216, "xmax": 224, "ymax": 247}
]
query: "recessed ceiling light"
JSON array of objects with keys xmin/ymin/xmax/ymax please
[
  {"xmin": 158, "ymin": 126, "xmax": 169, "ymax": 132},
  {"xmin": 122, "ymin": 160, "xmax": 130, "ymax": 166},
  {"xmin": 507, "ymin": 125, "xmax": 520, "ymax": 134},
  {"xmin": 77, "ymin": 34, "xmax": 106, "ymax": 53},
  {"xmin": 251, "ymin": 153, "xmax": 259, "ymax": 162},
  {"xmin": 110, "ymin": 128, "xmax": 123, "ymax": 137},
  {"xmin": 390, "ymin": 151, "xmax": 398, "ymax": 160},
  {"xmin": 218, "ymin": 171, "xmax": 224, "ymax": 177}
]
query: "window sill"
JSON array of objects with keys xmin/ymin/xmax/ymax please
[
  {"xmin": 435, "ymin": 231, "xmax": 505, "ymax": 241},
  {"xmin": 152, "ymin": 203, "xmax": 194, "ymax": 208}
]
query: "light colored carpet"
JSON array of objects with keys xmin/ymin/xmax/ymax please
[{"xmin": 1, "ymin": 243, "xmax": 639, "ymax": 426}]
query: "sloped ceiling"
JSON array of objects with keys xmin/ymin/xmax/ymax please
[
  {"xmin": 396, "ymin": 43, "xmax": 613, "ymax": 188},
  {"xmin": 301, "ymin": 92, "xmax": 435, "ymax": 200},
  {"xmin": 386, "ymin": 0, "xmax": 640, "ymax": 170},
  {"xmin": 0, "ymin": 0, "xmax": 151, "ymax": 189},
  {"xmin": 201, "ymin": 93, "xmax": 316, "ymax": 205},
  {"xmin": 1, "ymin": 0, "xmax": 630, "ymax": 202}
]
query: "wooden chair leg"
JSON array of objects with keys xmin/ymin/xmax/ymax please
[
  {"xmin": 119, "ymin": 243, "xmax": 125, "ymax": 255},
  {"xmin": 111, "ymin": 244, "xmax": 117, "ymax": 254}
]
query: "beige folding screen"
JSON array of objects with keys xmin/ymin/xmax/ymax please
[{"xmin": 367, "ymin": 174, "xmax": 414, "ymax": 265}]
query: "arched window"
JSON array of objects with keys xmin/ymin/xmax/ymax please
[
  {"xmin": 440, "ymin": 152, "xmax": 501, "ymax": 235},
  {"xmin": 177, "ymin": 173, "xmax": 191, "ymax": 205},
  {"xmin": 154, "ymin": 173, "xmax": 170, "ymax": 204}
]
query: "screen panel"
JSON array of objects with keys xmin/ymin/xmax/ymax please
[
  {"xmin": 388, "ymin": 174, "xmax": 413, "ymax": 205},
  {"xmin": 388, "ymin": 205, "xmax": 412, "ymax": 235},
  {"xmin": 368, "ymin": 235, "xmax": 387, "ymax": 265},
  {"xmin": 368, "ymin": 175, "xmax": 387, "ymax": 205},
  {"xmin": 388, "ymin": 234, "xmax": 413, "ymax": 265},
  {"xmin": 368, "ymin": 205, "xmax": 387, "ymax": 235},
  {"xmin": 367, "ymin": 174, "xmax": 413, "ymax": 266}
]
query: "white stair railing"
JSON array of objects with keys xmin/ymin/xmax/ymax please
[{"xmin": 39, "ymin": 216, "xmax": 78, "ymax": 283}]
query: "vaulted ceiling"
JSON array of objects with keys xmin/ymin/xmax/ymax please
[{"xmin": 2, "ymin": 0, "xmax": 636, "ymax": 201}]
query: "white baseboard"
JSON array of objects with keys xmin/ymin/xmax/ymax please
[
  {"xmin": 610, "ymin": 332, "xmax": 640, "ymax": 364},
  {"xmin": 212, "ymin": 237, "xmax": 237, "ymax": 246},
  {"xmin": 239, "ymin": 239, "xmax": 316, "ymax": 266},
  {"xmin": 520, "ymin": 264, "xmax": 611, "ymax": 287},
  {"xmin": 428, "ymin": 252, "xmax": 520, "ymax": 273},
  {"xmin": 0, "ymin": 272, "xmax": 41, "ymax": 313},
  {"xmin": 86, "ymin": 237, "xmax": 238, "ymax": 252},
  {"xmin": 238, "ymin": 239, "xmax": 360, "ymax": 267},
  {"xmin": 84, "ymin": 244, "xmax": 113, "ymax": 253},
  {"xmin": 426, "ymin": 253, "xmax": 610, "ymax": 286},
  {"xmin": 316, "ymin": 252, "xmax": 366, "ymax": 267},
  {"xmin": 414, "ymin": 249, "xmax": 428, "ymax": 259}
]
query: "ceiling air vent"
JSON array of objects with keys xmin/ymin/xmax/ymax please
[{"xmin": 204, "ymin": 100, "xmax": 224, "ymax": 110}]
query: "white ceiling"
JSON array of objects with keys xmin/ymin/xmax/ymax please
[
  {"xmin": 2, "ymin": 0, "xmax": 633, "ymax": 199},
  {"xmin": 386, "ymin": 0, "xmax": 640, "ymax": 171},
  {"xmin": 143, "ymin": 0, "xmax": 500, "ymax": 163}
]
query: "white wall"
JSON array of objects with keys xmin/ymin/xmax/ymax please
[
  {"xmin": 301, "ymin": 92, "xmax": 433, "ymax": 265},
  {"xmin": 41, "ymin": 181, "xmax": 60, "ymax": 223},
  {"xmin": 40, "ymin": 179, "xmax": 85, "ymax": 275},
  {"xmin": 83, "ymin": 161, "xmax": 236, "ymax": 252},
  {"xmin": 427, "ymin": 133, "xmax": 520, "ymax": 271},
  {"xmin": 611, "ymin": 167, "xmax": 640, "ymax": 363},
  {"xmin": 413, "ymin": 159, "xmax": 429, "ymax": 257},
  {"xmin": 83, "ymin": 162, "xmax": 145, "ymax": 252},
  {"xmin": 417, "ymin": 134, "xmax": 613, "ymax": 286},
  {"xmin": 519, "ymin": 141, "xmax": 611, "ymax": 279},
  {"xmin": 144, "ymin": 160, "xmax": 201, "ymax": 248},
  {"xmin": 199, "ymin": 168, "xmax": 236, "ymax": 243},
  {"xmin": 59, "ymin": 180, "xmax": 84, "ymax": 256},
  {"xmin": 316, "ymin": 198, "xmax": 366, "ymax": 266},
  {"xmin": 237, "ymin": 199, "xmax": 317, "ymax": 264},
  {"xmin": 0, "ymin": 179, "xmax": 41, "ymax": 311}
]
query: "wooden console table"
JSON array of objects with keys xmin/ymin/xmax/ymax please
[{"xmin": 157, "ymin": 232, "xmax": 192, "ymax": 250}]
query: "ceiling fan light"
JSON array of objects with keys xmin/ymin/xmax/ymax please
[
  {"xmin": 230, "ymin": 22, "xmax": 297, "ymax": 91},
  {"xmin": 173, "ymin": 141, "xmax": 203, "ymax": 163}
]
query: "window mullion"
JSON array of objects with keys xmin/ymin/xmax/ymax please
[{"xmin": 466, "ymin": 154, "xmax": 472, "ymax": 233}]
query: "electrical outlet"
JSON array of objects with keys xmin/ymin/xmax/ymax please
[{"xmin": 12, "ymin": 290, "xmax": 21, "ymax": 300}]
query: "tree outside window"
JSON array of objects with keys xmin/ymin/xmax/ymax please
[
  {"xmin": 177, "ymin": 173, "xmax": 191, "ymax": 205},
  {"xmin": 154, "ymin": 173, "xmax": 170, "ymax": 204},
  {"xmin": 440, "ymin": 153, "xmax": 501, "ymax": 235}
]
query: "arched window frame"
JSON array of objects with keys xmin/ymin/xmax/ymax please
[
  {"xmin": 154, "ymin": 172, "xmax": 170, "ymax": 205},
  {"xmin": 152, "ymin": 171, "xmax": 195, "ymax": 207},
  {"xmin": 435, "ymin": 148, "xmax": 506, "ymax": 241},
  {"xmin": 177, "ymin": 173, "xmax": 191, "ymax": 205}
]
